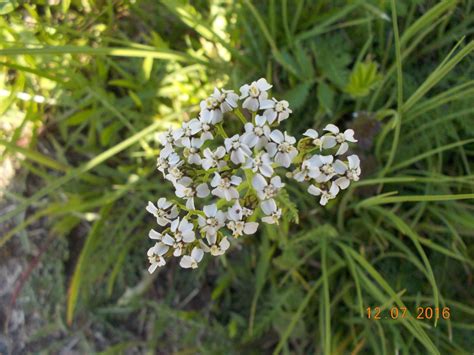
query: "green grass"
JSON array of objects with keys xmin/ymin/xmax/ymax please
[{"xmin": 1, "ymin": 0, "xmax": 473, "ymax": 353}]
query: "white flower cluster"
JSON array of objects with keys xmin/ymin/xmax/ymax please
[{"xmin": 146, "ymin": 79, "xmax": 361, "ymax": 272}]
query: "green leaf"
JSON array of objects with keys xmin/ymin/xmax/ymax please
[
  {"xmin": 345, "ymin": 60, "xmax": 383, "ymax": 97},
  {"xmin": 0, "ymin": 0, "xmax": 18, "ymax": 15},
  {"xmin": 277, "ymin": 189, "xmax": 299, "ymax": 223},
  {"xmin": 317, "ymin": 81, "xmax": 335, "ymax": 114},
  {"xmin": 284, "ymin": 81, "xmax": 313, "ymax": 110},
  {"xmin": 315, "ymin": 35, "xmax": 351, "ymax": 88}
]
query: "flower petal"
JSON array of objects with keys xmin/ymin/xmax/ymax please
[
  {"xmin": 179, "ymin": 255, "xmax": 193, "ymax": 268},
  {"xmin": 303, "ymin": 129, "xmax": 318, "ymax": 139},
  {"xmin": 149, "ymin": 229, "xmax": 162, "ymax": 240},
  {"xmin": 270, "ymin": 129, "xmax": 284, "ymax": 143},
  {"xmin": 256, "ymin": 78, "xmax": 272, "ymax": 91},
  {"xmin": 204, "ymin": 203, "xmax": 218, "ymax": 217},
  {"xmin": 323, "ymin": 123, "xmax": 339, "ymax": 134},
  {"xmin": 252, "ymin": 173, "xmax": 267, "ymax": 191},
  {"xmin": 244, "ymin": 222, "xmax": 259, "ymax": 235},
  {"xmin": 196, "ymin": 183, "xmax": 210, "ymax": 197},
  {"xmin": 191, "ymin": 247, "xmax": 204, "ymax": 262},
  {"xmin": 336, "ymin": 142, "xmax": 348, "ymax": 156}
]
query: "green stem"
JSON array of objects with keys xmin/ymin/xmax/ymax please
[
  {"xmin": 234, "ymin": 108, "xmax": 248, "ymax": 125},
  {"xmin": 216, "ymin": 123, "xmax": 229, "ymax": 138}
]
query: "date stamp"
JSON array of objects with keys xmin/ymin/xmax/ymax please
[{"xmin": 366, "ymin": 306, "xmax": 451, "ymax": 320}]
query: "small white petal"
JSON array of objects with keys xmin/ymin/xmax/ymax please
[
  {"xmin": 180, "ymin": 256, "xmax": 193, "ymax": 268},
  {"xmin": 243, "ymin": 97, "xmax": 259, "ymax": 111},
  {"xmin": 182, "ymin": 230, "xmax": 196, "ymax": 243},
  {"xmin": 270, "ymin": 129, "xmax": 284, "ymax": 144},
  {"xmin": 322, "ymin": 136, "xmax": 337, "ymax": 149},
  {"xmin": 239, "ymin": 84, "xmax": 250, "ymax": 98},
  {"xmin": 334, "ymin": 160, "xmax": 348, "ymax": 174},
  {"xmin": 261, "ymin": 199, "xmax": 277, "ymax": 215},
  {"xmin": 162, "ymin": 234, "xmax": 175, "ymax": 246},
  {"xmin": 259, "ymin": 99, "xmax": 275, "ymax": 110},
  {"xmin": 155, "ymin": 242, "xmax": 169, "ymax": 256},
  {"xmin": 148, "ymin": 263, "xmax": 159, "ymax": 274},
  {"xmin": 323, "ymin": 124, "xmax": 339, "ymax": 134},
  {"xmin": 263, "ymin": 110, "xmax": 277, "ymax": 124},
  {"xmin": 252, "ymin": 173, "xmax": 267, "ymax": 191},
  {"xmin": 336, "ymin": 142, "xmax": 349, "ymax": 156},
  {"xmin": 344, "ymin": 129, "xmax": 357, "ymax": 142},
  {"xmin": 276, "ymin": 152, "xmax": 291, "ymax": 168},
  {"xmin": 196, "ymin": 183, "xmax": 210, "ymax": 197},
  {"xmin": 303, "ymin": 129, "xmax": 319, "ymax": 139},
  {"xmin": 204, "ymin": 204, "xmax": 218, "ymax": 217},
  {"xmin": 219, "ymin": 237, "xmax": 230, "ymax": 251},
  {"xmin": 191, "ymin": 247, "xmax": 204, "ymax": 262},
  {"xmin": 146, "ymin": 201, "xmax": 158, "ymax": 216},
  {"xmin": 149, "ymin": 229, "xmax": 162, "ymax": 240},
  {"xmin": 256, "ymin": 78, "xmax": 272, "ymax": 91},
  {"xmin": 336, "ymin": 177, "xmax": 350, "ymax": 190},
  {"xmin": 244, "ymin": 222, "xmax": 259, "ymax": 235},
  {"xmin": 347, "ymin": 154, "xmax": 360, "ymax": 170},
  {"xmin": 231, "ymin": 175, "xmax": 242, "ymax": 185},
  {"xmin": 308, "ymin": 185, "xmax": 322, "ymax": 196}
]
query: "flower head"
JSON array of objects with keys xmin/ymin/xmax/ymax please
[
  {"xmin": 263, "ymin": 98, "xmax": 292, "ymax": 124},
  {"xmin": 146, "ymin": 78, "xmax": 361, "ymax": 273},
  {"xmin": 146, "ymin": 198, "xmax": 179, "ymax": 226},
  {"xmin": 267, "ymin": 130, "xmax": 298, "ymax": 168},
  {"xmin": 224, "ymin": 134, "xmax": 252, "ymax": 165},
  {"xmin": 180, "ymin": 247, "xmax": 204, "ymax": 269},
  {"xmin": 239, "ymin": 78, "xmax": 274, "ymax": 112},
  {"xmin": 211, "ymin": 172, "xmax": 241, "ymax": 201}
]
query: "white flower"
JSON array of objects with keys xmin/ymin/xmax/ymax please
[
  {"xmin": 239, "ymin": 78, "xmax": 274, "ymax": 112},
  {"xmin": 200, "ymin": 88, "xmax": 239, "ymax": 124},
  {"xmin": 201, "ymin": 146, "xmax": 227, "ymax": 170},
  {"xmin": 335, "ymin": 154, "xmax": 361, "ymax": 189},
  {"xmin": 252, "ymin": 174, "xmax": 284, "ymax": 211},
  {"xmin": 224, "ymin": 134, "xmax": 252, "ymax": 165},
  {"xmin": 243, "ymin": 152, "xmax": 274, "ymax": 177},
  {"xmin": 226, "ymin": 201, "xmax": 259, "ymax": 238},
  {"xmin": 293, "ymin": 159, "xmax": 321, "ymax": 182},
  {"xmin": 241, "ymin": 115, "xmax": 271, "ymax": 149},
  {"xmin": 157, "ymin": 151, "xmax": 180, "ymax": 176},
  {"xmin": 214, "ymin": 88, "xmax": 239, "ymax": 112},
  {"xmin": 174, "ymin": 177, "xmax": 210, "ymax": 210},
  {"xmin": 304, "ymin": 129, "xmax": 333, "ymax": 150},
  {"xmin": 198, "ymin": 204, "xmax": 226, "ymax": 237},
  {"xmin": 164, "ymin": 163, "xmax": 185, "ymax": 184},
  {"xmin": 170, "ymin": 217, "xmax": 196, "ymax": 244},
  {"xmin": 267, "ymin": 130, "xmax": 298, "ymax": 168},
  {"xmin": 211, "ymin": 173, "xmax": 242, "ymax": 201},
  {"xmin": 260, "ymin": 199, "xmax": 282, "ymax": 224},
  {"xmin": 306, "ymin": 154, "xmax": 346, "ymax": 183},
  {"xmin": 146, "ymin": 198, "xmax": 179, "ymax": 226},
  {"xmin": 308, "ymin": 181, "xmax": 340, "ymax": 206},
  {"xmin": 200, "ymin": 235, "xmax": 230, "ymax": 256},
  {"xmin": 180, "ymin": 247, "xmax": 204, "ymax": 269},
  {"xmin": 147, "ymin": 243, "xmax": 168, "ymax": 273},
  {"xmin": 323, "ymin": 124, "xmax": 357, "ymax": 155},
  {"xmin": 183, "ymin": 137, "xmax": 203, "ymax": 165},
  {"xmin": 159, "ymin": 232, "xmax": 187, "ymax": 257},
  {"xmin": 189, "ymin": 114, "xmax": 214, "ymax": 141},
  {"xmin": 158, "ymin": 128, "xmax": 176, "ymax": 157},
  {"xmin": 263, "ymin": 98, "xmax": 292, "ymax": 124},
  {"xmin": 149, "ymin": 230, "xmax": 188, "ymax": 257},
  {"xmin": 173, "ymin": 121, "xmax": 200, "ymax": 148}
]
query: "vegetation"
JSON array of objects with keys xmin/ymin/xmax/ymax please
[{"xmin": 1, "ymin": 0, "xmax": 473, "ymax": 353}]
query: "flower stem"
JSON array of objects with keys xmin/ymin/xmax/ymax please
[
  {"xmin": 234, "ymin": 108, "xmax": 247, "ymax": 125},
  {"xmin": 216, "ymin": 123, "xmax": 228, "ymax": 138}
]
